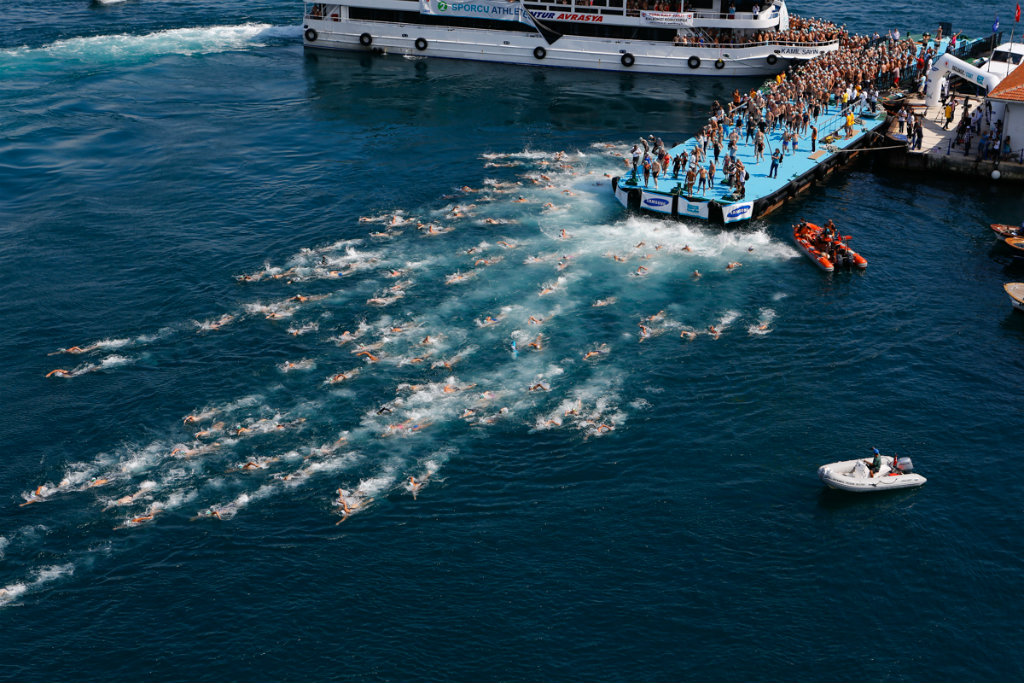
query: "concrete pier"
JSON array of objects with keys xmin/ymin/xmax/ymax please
[{"xmin": 882, "ymin": 94, "xmax": 1024, "ymax": 182}]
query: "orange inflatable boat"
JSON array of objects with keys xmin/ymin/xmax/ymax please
[{"xmin": 792, "ymin": 221, "xmax": 867, "ymax": 272}]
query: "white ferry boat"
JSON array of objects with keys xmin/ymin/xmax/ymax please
[{"xmin": 302, "ymin": 0, "xmax": 839, "ymax": 76}]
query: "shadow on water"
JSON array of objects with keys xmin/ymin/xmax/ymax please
[
  {"xmin": 301, "ymin": 47, "xmax": 762, "ymax": 133},
  {"xmin": 816, "ymin": 484, "xmax": 925, "ymax": 511}
]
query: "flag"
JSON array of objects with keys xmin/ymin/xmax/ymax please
[
  {"xmin": 1016, "ymin": 3, "xmax": 1020, "ymax": 22},
  {"xmin": 993, "ymin": 14, "xmax": 999, "ymax": 32}
]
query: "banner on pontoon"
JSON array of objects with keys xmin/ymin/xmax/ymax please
[
  {"xmin": 641, "ymin": 191, "xmax": 673, "ymax": 215},
  {"xmin": 420, "ymin": 0, "xmax": 531, "ymax": 24},
  {"xmin": 723, "ymin": 201, "xmax": 754, "ymax": 223},
  {"xmin": 680, "ymin": 198, "xmax": 709, "ymax": 219},
  {"xmin": 640, "ymin": 10, "xmax": 694, "ymax": 26}
]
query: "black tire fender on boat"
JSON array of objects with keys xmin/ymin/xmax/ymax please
[
  {"xmin": 766, "ymin": 53, "xmax": 778, "ymax": 65},
  {"xmin": 359, "ymin": 32, "xmax": 373, "ymax": 47},
  {"xmin": 415, "ymin": 37, "xmax": 428, "ymax": 51},
  {"xmin": 534, "ymin": 46, "xmax": 546, "ymax": 60},
  {"xmin": 688, "ymin": 55, "xmax": 701, "ymax": 69},
  {"xmin": 621, "ymin": 52, "xmax": 635, "ymax": 67},
  {"xmin": 305, "ymin": 28, "xmax": 318, "ymax": 42},
  {"xmin": 714, "ymin": 58, "xmax": 725, "ymax": 69}
]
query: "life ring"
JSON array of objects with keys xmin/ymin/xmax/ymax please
[
  {"xmin": 359, "ymin": 32, "xmax": 372, "ymax": 47},
  {"xmin": 621, "ymin": 52, "xmax": 635, "ymax": 67},
  {"xmin": 766, "ymin": 53, "xmax": 778, "ymax": 65},
  {"xmin": 415, "ymin": 37, "xmax": 428, "ymax": 51},
  {"xmin": 714, "ymin": 58, "xmax": 725, "ymax": 69},
  {"xmin": 305, "ymin": 28, "xmax": 318, "ymax": 42},
  {"xmin": 533, "ymin": 46, "xmax": 546, "ymax": 60},
  {"xmin": 688, "ymin": 55, "xmax": 700, "ymax": 69}
]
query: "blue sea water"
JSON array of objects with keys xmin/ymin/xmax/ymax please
[{"xmin": 2, "ymin": 1, "xmax": 1023, "ymax": 680}]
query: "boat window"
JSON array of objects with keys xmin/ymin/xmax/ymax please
[{"xmin": 991, "ymin": 50, "xmax": 1024, "ymax": 64}]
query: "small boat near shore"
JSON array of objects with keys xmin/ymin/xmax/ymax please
[
  {"xmin": 792, "ymin": 220, "xmax": 867, "ymax": 272},
  {"xmin": 990, "ymin": 223, "xmax": 1023, "ymax": 242},
  {"xmin": 1004, "ymin": 236, "xmax": 1024, "ymax": 253},
  {"xmin": 818, "ymin": 454, "xmax": 926, "ymax": 492},
  {"xmin": 1004, "ymin": 283, "xmax": 1024, "ymax": 313}
]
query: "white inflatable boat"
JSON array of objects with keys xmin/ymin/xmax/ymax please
[{"xmin": 818, "ymin": 455, "xmax": 926, "ymax": 493}]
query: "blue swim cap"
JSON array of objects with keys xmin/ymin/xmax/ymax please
[{"xmin": 872, "ymin": 448, "xmax": 880, "ymax": 454}]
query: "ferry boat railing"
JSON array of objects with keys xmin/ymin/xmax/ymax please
[{"xmin": 670, "ymin": 37, "xmax": 840, "ymax": 49}]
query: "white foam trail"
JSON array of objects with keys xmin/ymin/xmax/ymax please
[
  {"xmin": 1, "ymin": 24, "xmax": 295, "ymax": 70},
  {"xmin": 48, "ymin": 354, "xmax": 135, "ymax": 379},
  {"xmin": 747, "ymin": 308, "xmax": 776, "ymax": 335},
  {"xmin": 280, "ymin": 359, "xmax": 316, "ymax": 372},
  {"xmin": 0, "ymin": 563, "xmax": 75, "ymax": 607}
]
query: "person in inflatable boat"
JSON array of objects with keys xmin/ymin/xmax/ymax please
[{"xmin": 868, "ymin": 448, "xmax": 882, "ymax": 477}]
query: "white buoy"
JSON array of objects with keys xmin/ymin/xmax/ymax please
[{"xmin": 992, "ymin": 169, "xmax": 1001, "ymax": 180}]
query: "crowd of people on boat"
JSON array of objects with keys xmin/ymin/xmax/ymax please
[
  {"xmin": 667, "ymin": 16, "xmax": 843, "ymax": 46},
  {"xmin": 797, "ymin": 219, "xmax": 846, "ymax": 260},
  {"xmin": 760, "ymin": 32, "xmax": 936, "ymax": 107}
]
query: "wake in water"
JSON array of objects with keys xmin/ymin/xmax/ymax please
[
  {"xmin": 0, "ymin": 23, "xmax": 301, "ymax": 74},
  {"xmin": 7, "ymin": 144, "xmax": 798, "ymax": 606}
]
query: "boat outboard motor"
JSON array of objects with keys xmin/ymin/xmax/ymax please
[{"xmin": 895, "ymin": 456, "xmax": 914, "ymax": 473}]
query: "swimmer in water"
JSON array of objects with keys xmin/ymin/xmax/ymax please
[
  {"xmin": 326, "ymin": 369, "xmax": 359, "ymax": 386},
  {"xmin": 692, "ymin": 270, "xmax": 702, "ymax": 279},
  {"xmin": 680, "ymin": 329, "xmax": 697, "ymax": 341},
  {"xmin": 593, "ymin": 297, "xmax": 616, "ymax": 307},
  {"xmin": 636, "ymin": 265, "xmax": 648, "ymax": 275},
  {"xmin": 565, "ymin": 399, "xmax": 582, "ymax": 416},
  {"xmin": 528, "ymin": 334, "xmax": 543, "ymax": 350},
  {"xmin": 120, "ymin": 510, "xmax": 159, "ymax": 528},
  {"xmin": 529, "ymin": 381, "xmax": 551, "ymax": 392},
  {"xmin": 19, "ymin": 485, "xmax": 49, "ymax": 506},
  {"xmin": 682, "ymin": 245, "xmax": 692, "ymax": 252},
  {"xmin": 528, "ymin": 316, "xmax": 543, "ymax": 325},
  {"xmin": 497, "ymin": 240, "xmax": 516, "ymax": 249},
  {"xmin": 87, "ymin": 477, "xmax": 109, "ymax": 488},
  {"xmin": 638, "ymin": 324, "xmax": 651, "ymax": 341},
  {"xmin": 611, "ymin": 254, "xmax": 627, "ymax": 262},
  {"xmin": 49, "ymin": 343, "xmax": 100, "ymax": 356},
  {"xmin": 708, "ymin": 325, "xmax": 720, "ymax": 339},
  {"xmin": 356, "ymin": 351, "xmax": 379, "ymax": 362},
  {"xmin": 45, "ymin": 369, "xmax": 72, "ymax": 378},
  {"xmin": 194, "ymin": 506, "xmax": 222, "ymax": 520},
  {"xmin": 409, "ymin": 476, "xmax": 424, "ymax": 500},
  {"xmin": 726, "ymin": 261, "xmax": 742, "ymax": 270},
  {"xmin": 559, "ymin": 229, "xmax": 571, "ymax": 239}
]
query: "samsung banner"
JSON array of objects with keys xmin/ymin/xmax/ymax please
[
  {"xmin": 420, "ymin": 0, "xmax": 533, "ymax": 24},
  {"xmin": 722, "ymin": 201, "xmax": 754, "ymax": 224},
  {"xmin": 640, "ymin": 10, "xmax": 694, "ymax": 26},
  {"xmin": 641, "ymin": 191, "xmax": 673, "ymax": 215}
]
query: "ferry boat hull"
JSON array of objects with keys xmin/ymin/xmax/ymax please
[{"xmin": 303, "ymin": 20, "xmax": 828, "ymax": 76}]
